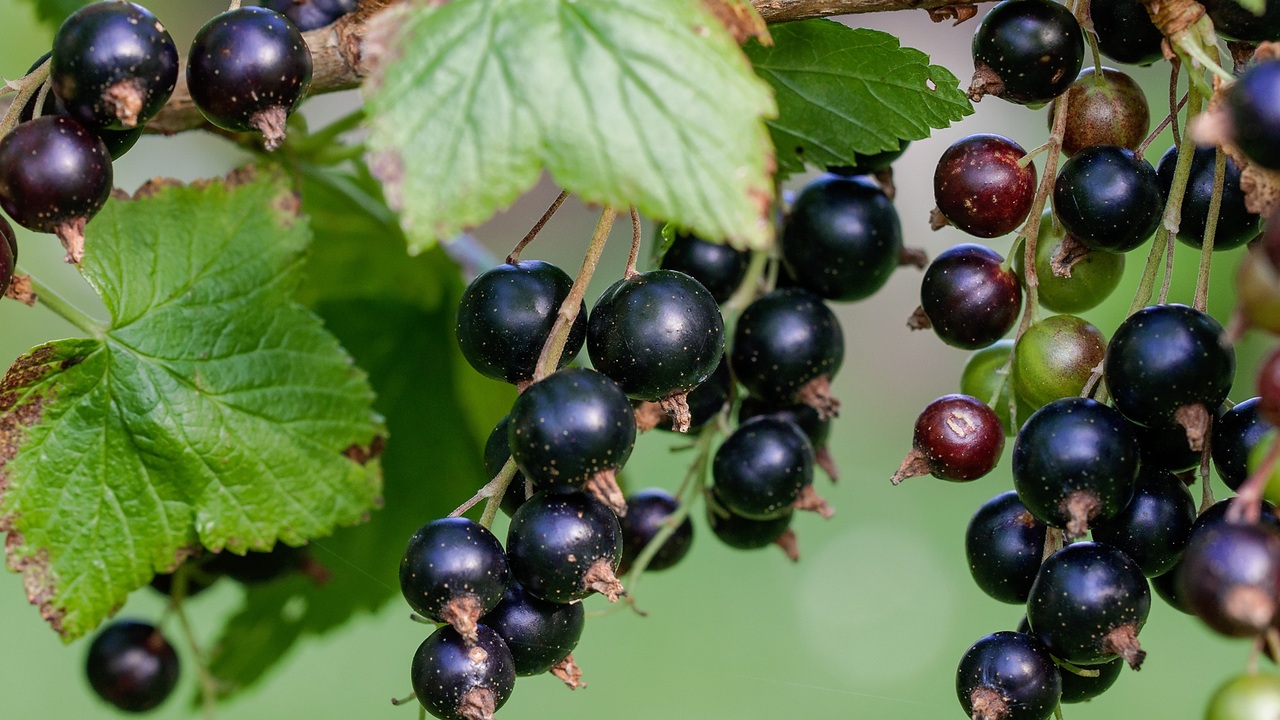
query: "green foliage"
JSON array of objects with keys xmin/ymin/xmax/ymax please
[
  {"xmin": 1231, "ymin": 0, "xmax": 1266, "ymax": 15},
  {"xmin": 363, "ymin": 0, "xmax": 776, "ymax": 251},
  {"xmin": 0, "ymin": 170, "xmax": 384, "ymax": 641},
  {"xmin": 202, "ymin": 163, "xmax": 512, "ymax": 699},
  {"xmin": 24, "ymin": 0, "xmax": 88, "ymax": 27},
  {"xmin": 745, "ymin": 20, "xmax": 973, "ymax": 178}
]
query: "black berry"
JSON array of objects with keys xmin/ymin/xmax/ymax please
[
  {"xmin": 730, "ymin": 288, "xmax": 843, "ymax": 416},
  {"xmin": 411, "ymin": 625, "xmax": 515, "ymax": 720},
  {"xmin": 618, "ymin": 488, "xmax": 694, "ymax": 574},
  {"xmin": 263, "ymin": 0, "xmax": 357, "ymax": 31},
  {"xmin": 969, "ymin": 0, "xmax": 1084, "ymax": 105},
  {"xmin": 964, "ymin": 491, "xmax": 1047, "ymax": 604},
  {"xmin": 1090, "ymin": 467, "xmax": 1197, "ymax": 577},
  {"xmin": 1227, "ymin": 60, "xmax": 1280, "ymax": 172},
  {"xmin": 1213, "ymin": 398, "xmax": 1271, "ymax": 491},
  {"xmin": 919, "ymin": 243, "xmax": 1022, "ymax": 350},
  {"xmin": 1177, "ymin": 522, "xmax": 1280, "ymax": 637},
  {"xmin": 506, "ymin": 490, "xmax": 624, "ymax": 604},
  {"xmin": 659, "ymin": 233, "xmax": 749, "ymax": 304},
  {"xmin": 1156, "ymin": 144, "xmax": 1259, "ymax": 251},
  {"xmin": 955, "ymin": 631, "xmax": 1061, "ymax": 720},
  {"xmin": 85, "ymin": 620, "xmax": 180, "ymax": 713},
  {"xmin": 1090, "ymin": 0, "xmax": 1164, "ymax": 66},
  {"xmin": 400, "ymin": 518, "xmax": 510, "ymax": 640},
  {"xmin": 713, "ymin": 416, "xmax": 816, "ymax": 520},
  {"xmin": 1053, "ymin": 145, "xmax": 1162, "ymax": 253},
  {"xmin": 480, "ymin": 582, "xmax": 584, "ymax": 677}
]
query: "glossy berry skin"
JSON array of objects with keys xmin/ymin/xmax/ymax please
[
  {"xmin": 1157, "ymin": 145, "xmax": 1259, "ymax": 251},
  {"xmin": 85, "ymin": 620, "xmax": 180, "ymax": 713},
  {"xmin": 1091, "ymin": 468, "xmax": 1196, "ymax": 577},
  {"xmin": 1057, "ymin": 67, "xmax": 1149, "ymax": 157},
  {"xmin": 780, "ymin": 174, "xmax": 903, "ymax": 301},
  {"xmin": 1227, "ymin": 61, "xmax": 1280, "ymax": 171},
  {"xmin": 1026, "ymin": 542, "xmax": 1151, "ymax": 668},
  {"xmin": 707, "ymin": 502, "xmax": 794, "ymax": 552},
  {"xmin": 1012, "ymin": 398, "xmax": 1140, "ymax": 536},
  {"xmin": 507, "ymin": 368, "xmax": 636, "ymax": 490},
  {"xmin": 730, "ymin": 288, "xmax": 843, "ymax": 405},
  {"xmin": 51, "ymin": 2, "xmax": 178, "ymax": 130},
  {"xmin": 907, "ymin": 394, "xmax": 1004, "ymax": 481},
  {"xmin": 0, "ymin": 216, "xmax": 15, "ymax": 297},
  {"xmin": 186, "ymin": 7, "xmax": 312, "ymax": 145},
  {"xmin": 1133, "ymin": 420, "xmax": 1201, "ymax": 474},
  {"xmin": 1011, "ymin": 314, "xmax": 1106, "ymax": 409},
  {"xmin": 920, "ymin": 244, "xmax": 1022, "ymax": 350},
  {"xmin": 0, "ymin": 116, "xmax": 112, "ymax": 235},
  {"xmin": 1214, "ymin": 398, "xmax": 1270, "ymax": 491},
  {"xmin": 484, "ymin": 416, "xmax": 530, "ymax": 517},
  {"xmin": 1202, "ymin": 0, "xmax": 1280, "ymax": 42},
  {"xmin": 399, "ymin": 518, "xmax": 510, "ymax": 624},
  {"xmin": 1104, "ymin": 304, "xmax": 1235, "ymax": 428},
  {"xmin": 1059, "ymin": 656, "xmax": 1122, "ymax": 704},
  {"xmin": 1090, "ymin": 0, "xmax": 1164, "ymax": 66},
  {"xmin": 655, "ymin": 355, "xmax": 731, "ymax": 432},
  {"xmin": 618, "ymin": 488, "xmax": 694, "ymax": 573},
  {"xmin": 970, "ymin": 0, "xmax": 1083, "ymax": 105},
  {"xmin": 264, "ymin": 0, "xmax": 358, "ymax": 31},
  {"xmin": 1151, "ymin": 564, "xmax": 1192, "ymax": 615},
  {"xmin": 411, "ymin": 625, "xmax": 515, "ymax": 720},
  {"xmin": 1205, "ymin": 673, "xmax": 1280, "ymax": 720},
  {"xmin": 506, "ymin": 490, "xmax": 623, "ymax": 603},
  {"xmin": 456, "ymin": 260, "xmax": 586, "ymax": 384},
  {"xmin": 19, "ymin": 52, "xmax": 144, "ymax": 161},
  {"xmin": 480, "ymin": 582, "xmax": 584, "ymax": 676},
  {"xmin": 1054, "ymin": 145, "xmax": 1162, "ymax": 253},
  {"xmin": 738, "ymin": 397, "xmax": 831, "ymax": 453},
  {"xmin": 1178, "ymin": 522, "xmax": 1280, "ymax": 637},
  {"xmin": 956, "ymin": 632, "xmax": 1061, "ymax": 720},
  {"xmin": 659, "ymin": 233, "xmax": 748, "ymax": 304},
  {"xmin": 933, "ymin": 134, "xmax": 1036, "ymax": 238},
  {"xmin": 713, "ymin": 416, "xmax": 813, "ymax": 520},
  {"xmin": 587, "ymin": 269, "xmax": 724, "ymax": 401},
  {"xmin": 964, "ymin": 491, "xmax": 1047, "ymax": 604},
  {"xmin": 961, "ymin": 340, "xmax": 1036, "ymax": 436}
]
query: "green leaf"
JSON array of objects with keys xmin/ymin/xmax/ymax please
[
  {"xmin": 364, "ymin": 0, "xmax": 776, "ymax": 250},
  {"xmin": 0, "ymin": 170, "xmax": 384, "ymax": 641},
  {"xmin": 745, "ymin": 19, "xmax": 973, "ymax": 178},
  {"xmin": 24, "ymin": 0, "xmax": 89, "ymax": 27},
  {"xmin": 1231, "ymin": 0, "xmax": 1266, "ymax": 15},
  {"xmin": 203, "ymin": 164, "xmax": 513, "ymax": 699}
]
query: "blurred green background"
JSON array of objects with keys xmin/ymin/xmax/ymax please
[{"xmin": 0, "ymin": 1, "xmax": 1270, "ymax": 718}]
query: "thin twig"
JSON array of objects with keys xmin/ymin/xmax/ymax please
[
  {"xmin": 507, "ymin": 190, "xmax": 570, "ymax": 264},
  {"xmin": 1193, "ymin": 149, "xmax": 1226, "ymax": 311},
  {"xmin": 533, "ymin": 207, "xmax": 617, "ymax": 379},
  {"xmin": 625, "ymin": 207, "xmax": 642, "ymax": 279}
]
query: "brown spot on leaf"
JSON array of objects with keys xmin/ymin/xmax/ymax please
[
  {"xmin": 700, "ymin": 0, "xmax": 771, "ymax": 45},
  {"xmin": 344, "ymin": 434, "xmax": 386, "ymax": 465},
  {"xmin": 131, "ymin": 177, "xmax": 183, "ymax": 199}
]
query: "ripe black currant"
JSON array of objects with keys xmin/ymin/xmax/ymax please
[
  {"xmin": 483, "ymin": 416, "xmax": 530, "ymax": 517},
  {"xmin": 1178, "ymin": 522, "xmax": 1280, "ymax": 637},
  {"xmin": 892, "ymin": 394, "xmax": 1004, "ymax": 484},
  {"xmin": 264, "ymin": 0, "xmax": 358, "ymax": 31},
  {"xmin": 411, "ymin": 624, "xmax": 515, "ymax": 720},
  {"xmin": 507, "ymin": 368, "xmax": 636, "ymax": 511},
  {"xmin": 1012, "ymin": 397, "xmax": 1140, "ymax": 538},
  {"xmin": 1056, "ymin": 67, "xmax": 1150, "ymax": 157},
  {"xmin": 187, "ymin": 6, "xmax": 313, "ymax": 150},
  {"xmin": 969, "ymin": 0, "xmax": 1084, "ymax": 105},
  {"xmin": 50, "ymin": 1, "xmax": 178, "ymax": 130},
  {"xmin": 85, "ymin": 620, "xmax": 180, "ymax": 713},
  {"xmin": 1026, "ymin": 541, "xmax": 1151, "ymax": 668},
  {"xmin": 1090, "ymin": 467, "xmax": 1196, "ymax": 577},
  {"xmin": 933, "ymin": 134, "xmax": 1036, "ymax": 238},
  {"xmin": 1053, "ymin": 144, "xmax": 1162, "ymax": 253},
  {"xmin": 480, "ymin": 581, "xmax": 584, "ymax": 677},
  {"xmin": 780, "ymin": 174, "xmax": 903, "ymax": 301},
  {"xmin": 738, "ymin": 396, "xmax": 836, "ymax": 480},
  {"xmin": 0, "ymin": 115, "xmax": 112, "ymax": 262},
  {"xmin": 1059, "ymin": 655, "xmax": 1123, "ymax": 704},
  {"xmin": 1090, "ymin": 0, "xmax": 1164, "ymax": 66},
  {"xmin": 204, "ymin": 542, "xmax": 310, "ymax": 584},
  {"xmin": 506, "ymin": 490, "xmax": 624, "ymax": 604},
  {"xmin": 1132, "ymin": 419, "xmax": 1202, "ymax": 475},
  {"xmin": 659, "ymin": 232, "xmax": 749, "ymax": 304},
  {"xmin": 1104, "ymin": 304, "xmax": 1234, "ymax": 439},
  {"xmin": 964, "ymin": 491, "xmax": 1047, "ymax": 604},
  {"xmin": 919, "ymin": 243, "xmax": 1022, "ymax": 350},
  {"xmin": 618, "ymin": 488, "xmax": 694, "ymax": 574},
  {"xmin": 1213, "ymin": 398, "xmax": 1270, "ymax": 491},
  {"xmin": 400, "ymin": 518, "xmax": 510, "ymax": 641},
  {"xmin": 1156, "ymin": 145, "xmax": 1259, "ymax": 251},
  {"xmin": 706, "ymin": 500, "xmax": 799, "ymax": 560},
  {"xmin": 1202, "ymin": 0, "xmax": 1280, "ymax": 42},
  {"xmin": 650, "ymin": 355, "xmax": 731, "ymax": 433},
  {"xmin": 955, "ymin": 631, "xmax": 1061, "ymax": 720},
  {"xmin": 0, "ymin": 215, "xmax": 16, "ymax": 297},
  {"xmin": 1011, "ymin": 314, "xmax": 1106, "ymax": 409},
  {"xmin": 730, "ymin": 288, "xmax": 843, "ymax": 417},
  {"xmin": 1227, "ymin": 60, "xmax": 1280, "ymax": 171},
  {"xmin": 713, "ymin": 416, "xmax": 819, "ymax": 519},
  {"xmin": 455, "ymin": 260, "xmax": 586, "ymax": 384},
  {"xmin": 587, "ymin": 269, "xmax": 724, "ymax": 430}
]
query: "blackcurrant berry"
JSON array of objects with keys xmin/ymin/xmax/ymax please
[
  {"xmin": 1090, "ymin": 0, "xmax": 1164, "ymax": 66},
  {"xmin": 933, "ymin": 134, "xmax": 1036, "ymax": 238},
  {"xmin": 411, "ymin": 624, "xmax": 515, "ymax": 720},
  {"xmin": 1151, "ymin": 563, "xmax": 1193, "ymax": 614},
  {"xmin": 1104, "ymin": 304, "xmax": 1234, "ymax": 438},
  {"xmin": 1011, "ymin": 314, "xmax": 1105, "ymax": 409},
  {"xmin": 1090, "ymin": 467, "xmax": 1197, "ymax": 577},
  {"xmin": 892, "ymin": 394, "xmax": 1004, "ymax": 484},
  {"xmin": 483, "ymin": 416, "xmax": 530, "ymax": 518},
  {"xmin": 506, "ymin": 490, "xmax": 624, "ymax": 604},
  {"xmin": 650, "ymin": 355, "xmax": 731, "ymax": 433},
  {"xmin": 480, "ymin": 581, "xmax": 584, "ymax": 677},
  {"xmin": 713, "ymin": 416, "xmax": 816, "ymax": 520},
  {"xmin": 969, "ymin": 0, "xmax": 1084, "ymax": 105},
  {"xmin": 587, "ymin": 269, "xmax": 724, "ymax": 429},
  {"xmin": 1053, "ymin": 145, "xmax": 1162, "ymax": 253},
  {"xmin": 618, "ymin": 488, "xmax": 694, "ymax": 574},
  {"xmin": 455, "ymin": 260, "xmax": 586, "ymax": 384},
  {"xmin": 738, "ymin": 396, "xmax": 836, "ymax": 479},
  {"xmin": 264, "ymin": 0, "xmax": 357, "ymax": 31},
  {"xmin": 205, "ymin": 542, "xmax": 309, "ymax": 584},
  {"xmin": 21, "ymin": 53, "xmax": 144, "ymax": 160},
  {"xmin": 780, "ymin": 174, "xmax": 903, "ymax": 302},
  {"xmin": 959, "ymin": 340, "xmax": 1036, "ymax": 436},
  {"xmin": 0, "ymin": 115, "xmax": 112, "ymax": 263},
  {"xmin": 507, "ymin": 368, "xmax": 636, "ymax": 511},
  {"xmin": 1056, "ymin": 67, "xmax": 1150, "ymax": 157},
  {"xmin": 659, "ymin": 232, "xmax": 749, "ymax": 304},
  {"xmin": 955, "ymin": 631, "xmax": 1061, "ymax": 720},
  {"xmin": 1156, "ymin": 145, "xmax": 1259, "ymax": 251},
  {"xmin": 400, "ymin": 518, "xmax": 510, "ymax": 640},
  {"xmin": 51, "ymin": 1, "xmax": 178, "ymax": 130},
  {"xmin": 1059, "ymin": 656, "xmax": 1123, "ymax": 704},
  {"xmin": 730, "ymin": 288, "xmax": 843, "ymax": 416},
  {"xmin": 1012, "ymin": 397, "xmax": 1140, "ymax": 538},
  {"xmin": 1013, "ymin": 212, "xmax": 1125, "ymax": 314},
  {"xmin": 706, "ymin": 500, "xmax": 798, "ymax": 560},
  {"xmin": 1227, "ymin": 60, "xmax": 1280, "ymax": 172},
  {"xmin": 919, "ymin": 243, "xmax": 1022, "ymax": 350},
  {"xmin": 964, "ymin": 491, "xmax": 1047, "ymax": 604},
  {"xmin": 1202, "ymin": 0, "xmax": 1280, "ymax": 42},
  {"xmin": 85, "ymin": 620, "xmax": 180, "ymax": 713},
  {"xmin": 1132, "ymin": 418, "xmax": 1202, "ymax": 474},
  {"xmin": 1214, "ymin": 398, "xmax": 1271, "ymax": 491},
  {"xmin": 187, "ymin": 6, "xmax": 313, "ymax": 150},
  {"xmin": 1178, "ymin": 522, "xmax": 1280, "ymax": 637},
  {"xmin": 1026, "ymin": 541, "xmax": 1150, "ymax": 668}
]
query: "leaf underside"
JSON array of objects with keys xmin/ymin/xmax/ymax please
[{"xmin": 0, "ymin": 170, "xmax": 384, "ymax": 641}]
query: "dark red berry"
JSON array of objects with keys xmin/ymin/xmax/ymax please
[
  {"xmin": 919, "ymin": 243, "xmax": 1022, "ymax": 350},
  {"xmin": 1260, "ymin": 345, "xmax": 1280, "ymax": 428},
  {"xmin": 933, "ymin": 134, "xmax": 1036, "ymax": 238},
  {"xmin": 1053, "ymin": 145, "xmax": 1162, "ymax": 253},
  {"xmin": 411, "ymin": 625, "xmax": 515, "ymax": 720},
  {"xmin": 0, "ymin": 215, "xmax": 16, "ymax": 297},
  {"xmin": 85, "ymin": 620, "xmax": 180, "ymax": 713},
  {"xmin": 969, "ymin": 0, "xmax": 1084, "ymax": 105},
  {"xmin": 892, "ymin": 394, "xmax": 1004, "ymax": 484},
  {"xmin": 956, "ymin": 631, "xmax": 1061, "ymax": 720}
]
